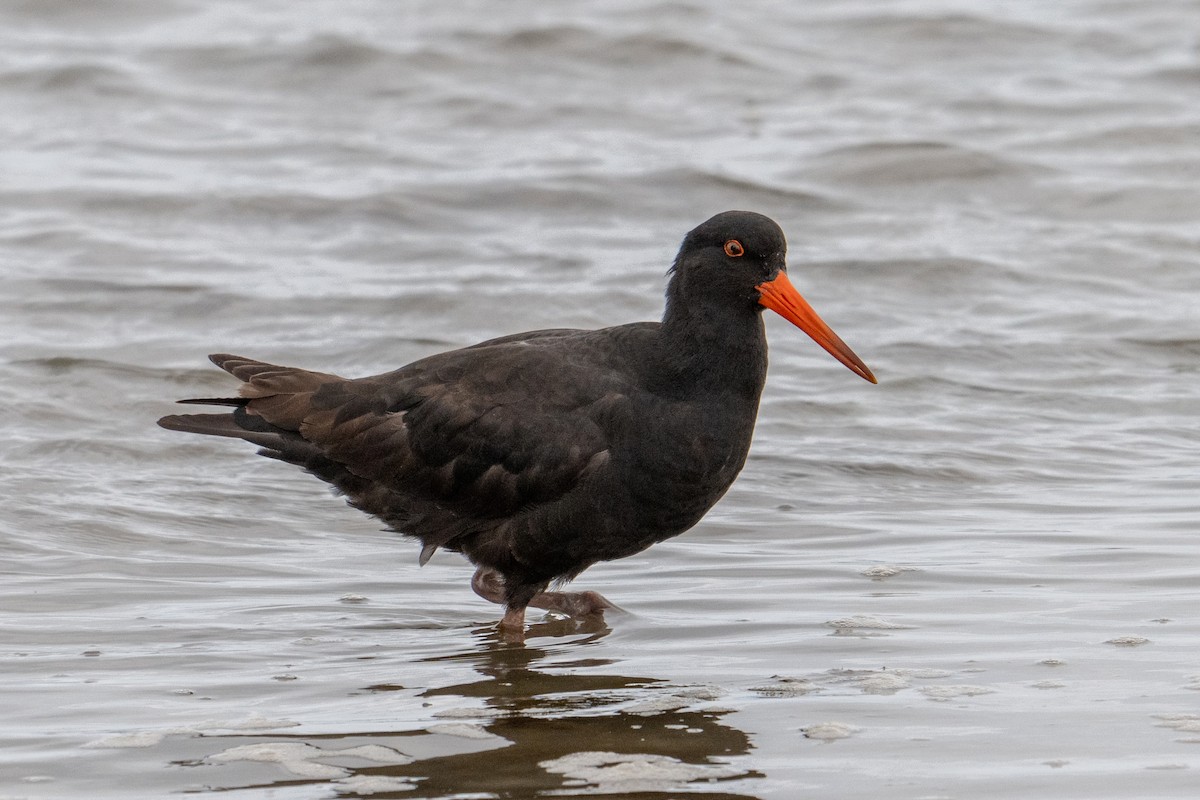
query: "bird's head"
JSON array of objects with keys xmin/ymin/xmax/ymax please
[{"xmin": 671, "ymin": 210, "xmax": 876, "ymax": 384}]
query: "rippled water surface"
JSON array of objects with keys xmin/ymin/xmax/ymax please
[{"xmin": 3, "ymin": 1, "xmax": 1199, "ymax": 798}]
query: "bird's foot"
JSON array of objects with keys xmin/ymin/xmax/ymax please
[
  {"xmin": 529, "ymin": 589, "xmax": 618, "ymax": 617},
  {"xmin": 472, "ymin": 567, "xmax": 617, "ymax": 642}
]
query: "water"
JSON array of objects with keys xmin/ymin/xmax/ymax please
[{"xmin": 2, "ymin": 1, "xmax": 1199, "ymax": 797}]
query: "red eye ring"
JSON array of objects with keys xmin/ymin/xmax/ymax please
[{"xmin": 723, "ymin": 239, "xmax": 745, "ymax": 257}]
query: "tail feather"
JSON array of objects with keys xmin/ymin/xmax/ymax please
[
  {"xmin": 159, "ymin": 412, "xmax": 256, "ymax": 438},
  {"xmin": 209, "ymin": 353, "xmax": 284, "ymax": 380},
  {"xmin": 161, "ymin": 352, "xmax": 346, "ymax": 475},
  {"xmin": 157, "ymin": 412, "xmax": 284, "ymax": 451},
  {"xmin": 208, "ymin": 353, "xmax": 342, "ymax": 395},
  {"xmin": 176, "ymin": 397, "xmax": 248, "ymax": 407}
]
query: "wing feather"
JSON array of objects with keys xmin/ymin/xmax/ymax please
[{"xmin": 182, "ymin": 340, "xmax": 625, "ymax": 555}]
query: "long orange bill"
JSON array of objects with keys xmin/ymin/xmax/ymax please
[{"xmin": 756, "ymin": 271, "xmax": 877, "ymax": 384}]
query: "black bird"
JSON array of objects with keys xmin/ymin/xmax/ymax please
[{"xmin": 159, "ymin": 211, "xmax": 876, "ymax": 638}]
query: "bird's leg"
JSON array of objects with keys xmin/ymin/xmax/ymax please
[
  {"xmin": 499, "ymin": 605, "xmax": 527, "ymax": 632},
  {"xmin": 472, "ymin": 567, "xmax": 528, "ymax": 641},
  {"xmin": 471, "ymin": 567, "xmax": 613, "ymax": 640},
  {"xmin": 528, "ymin": 588, "xmax": 617, "ymax": 617},
  {"xmin": 470, "ymin": 567, "xmax": 507, "ymax": 605}
]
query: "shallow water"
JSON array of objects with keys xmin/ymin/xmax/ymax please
[{"xmin": 2, "ymin": 1, "xmax": 1199, "ymax": 798}]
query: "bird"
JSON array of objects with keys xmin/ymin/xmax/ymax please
[{"xmin": 158, "ymin": 210, "xmax": 876, "ymax": 640}]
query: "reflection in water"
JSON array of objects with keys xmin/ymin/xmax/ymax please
[{"xmin": 182, "ymin": 628, "xmax": 762, "ymax": 798}]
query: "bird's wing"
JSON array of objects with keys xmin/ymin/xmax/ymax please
[{"xmin": 199, "ymin": 344, "xmax": 621, "ymax": 531}]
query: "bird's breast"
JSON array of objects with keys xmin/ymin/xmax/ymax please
[{"xmin": 612, "ymin": 395, "xmax": 756, "ymax": 538}]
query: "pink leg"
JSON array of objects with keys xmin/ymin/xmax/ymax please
[
  {"xmin": 471, "ymin": 567, "xmax": 616, "ymax": 641},
  {"xmin": 472, "ymin": 567, "xmax": 528, "ymax": 641},
  {"xmin": 528, "ymin": 589, "xmax": 618, "ymax": 616},
  {"xmin": 471, "ymin": 567, "xmax": 507, "ymax": 605},
  {"xmin": 499, "ymin": 606, "xmax": 527, "ymax": 632}
]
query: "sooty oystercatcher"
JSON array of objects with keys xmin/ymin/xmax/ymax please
[{"xmin": 159, "ymin": 211, "xmax": 876, "ymax": 639}]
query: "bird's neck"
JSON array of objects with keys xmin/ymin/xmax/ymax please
[{"xmin": 656, "ymin": 297, "xmax": 768, "ymax": 400}]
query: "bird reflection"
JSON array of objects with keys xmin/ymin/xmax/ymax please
[
  {"xmin": 362, "ymin": 631, "xmax": 762, "ymax": 797},
  {"xmin": 184, "ymin": 630, "xmax": 762, "ymax": 798}
]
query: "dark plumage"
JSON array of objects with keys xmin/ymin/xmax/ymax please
[{"xmin": 159, "ymin": 211, "xmax": 875, "ymax": 638}]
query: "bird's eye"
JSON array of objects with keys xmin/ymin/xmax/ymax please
[{"xmin": 723, "ymin": 240, "xmax": 745, "ymax": 257}]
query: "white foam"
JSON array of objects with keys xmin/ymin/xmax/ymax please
[
  {"xmin": 336, "ymin": 744, "xmax": 415, "ymax": 764},
  {"xmin": 83, "ymin": 717, "xmax": 301, "ymax": 750},
  {"xmin": 431, "ymin": 706, "xmax": 494, "ymax": 719},
  {"xmin": 623, "ymin": 696, "xmax": 692, "ymax": 716},
  {"xmin": 207, "ymin": 740, "xmax": 414, "ymax": 780},
  {"xmin": 83, "ymin": 732, "xmax": 167, "ymax": 749},
  {"xmin": 893, "ymin": 668, "xmax": 954, "ymax": 679},
  {"xmin": 209, "ymin": 743, "xmax": 347, "ymax": 780},
  {"xmin": 826, "ymin": 615, "xmax": 908, "ymax": 630},
  {"xmin": 427, "ymin": 723, "xmax": 494, "ymax": 740},
  {"xmin": 673, "ymin": 685, "xmax": 723, "ymax": 701},
  {"xmin": 1105, "ymin": 636, "xmax": 1150, "ymax": 647},
  {"xmin": 860, "ymin": 565, "xmax": 915, "ymax": 579},
  {"xmin": 1154, "ymin": 714, "xmax": 1200, "ymax": 733},
  {"xmin": 540, "ymin": 751, "xmax": 742, "ymax": 790},
  {"xmin": 857, "ymin": 672, "xmax": 909, "ymax": 694},
  {"xmin": 919, "ymin": 685, "xmax": 996, "ymax": 700},
  {"xmin": 336, "ymin": 775, "xmax": 418, "ymax": 794},
  {"xmin": 802, "ymin": 721, "xmax": 859, "ymax": 741},
  {"xmin": 191, "ymin": 717, "xmax": 302, "ymax": 732},
  {"xmin": 751, "ymin": 677, "xmax": 817, "ymax": 697}
]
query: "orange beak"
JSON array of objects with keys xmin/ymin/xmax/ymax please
[{"xmin": 756, "ymin": 271, "xmax": 877, "ymax": 384}]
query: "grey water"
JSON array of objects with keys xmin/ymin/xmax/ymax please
[{"xmin": 2, "ymin": 1, "xmax": 1199, "ymax": 797}]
